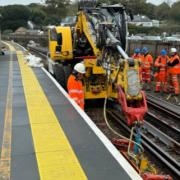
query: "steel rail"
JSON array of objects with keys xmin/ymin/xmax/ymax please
[
  {"xmin": 146, "ymin": 111, "xmax": 180, "ymax": 142},
  {"xmin": 146, "ymin": 93, "xmax": 180, "ymax": 120},
  {"xmin": 28, "ymin": 46, "xmax": 47, "ymax": 58},
  {"xmin": 107, "ymin": 110, "xmax": 180, "ymax": 178}
]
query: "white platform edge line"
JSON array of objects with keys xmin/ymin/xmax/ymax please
[{"xmin": 41, "ymin": 67, "xmax": 142, "ymax": 180}]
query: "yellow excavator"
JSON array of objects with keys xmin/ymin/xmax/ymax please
[
  {"xmin": 47, "ymin": 2, "xmax": 147, "ymax": 125},
  {"xmin": 46, "ymin": 1, "xmax": 173, "ymax": 179}
]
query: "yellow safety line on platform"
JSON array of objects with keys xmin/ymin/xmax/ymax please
[
  {"xmin": 17, "ymin": 50, "xmax": 87, "ymax": 180},
  {"xmin": 0, "ymin": 43, "xmax": 15, "ymax": 180}
]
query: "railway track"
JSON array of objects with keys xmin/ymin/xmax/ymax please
[
  {"xmin": 107, "ymin": 108, "xmax": 180, "ymax": 179},
  {"xmin": 146, "ymin": 93, "xmax": 180, "ymax": 120},
  {"xmin": 145, "ymin": 94, "xmax": 180, "ymax": 142},
  {"xmin": 145, "ymin": 110, "xmax": 180, "ymax": 143},
  {"xmin": 29, "ymin": 45, "xmax": 180, "ymax": 179},
  {"xmin": 28, "ymin": 46, "xmax": 47, "ymax": 57},
  {"xmin": 86, "ymin": 105, "xmax": 179, "ymax": 179}
]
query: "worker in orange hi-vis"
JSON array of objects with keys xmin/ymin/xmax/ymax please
[
  {"xmin": 141, "ymin": 47, "xmax": 153, "ymax": 90},
  {"xmin": 154, "ymin": 49, "xmax": 169, "ymax": 93},
  {"xmin": 132, "ymin": 48, "xmax": 141, "ymax": 59},
  {"xmin": 67, "ymin": 63, "xmax": 86, "ymax": 110},
  {"xmin": 167, "ymin": 48, "xmax": 180, "ymax": 99},
  {"xmin": 132, "ymin": 48, "xmax": 142, "ymax": 82}
]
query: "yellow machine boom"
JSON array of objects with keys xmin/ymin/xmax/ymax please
[{"xmin": 47, "ymin": 2, "xmax": 147, "ymax": 125}]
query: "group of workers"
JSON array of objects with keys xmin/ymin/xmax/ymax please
[
  {"xmin": 67, "ymin": 47, "xmax": 180, "ymax": 110},
  {"xmin": 132, "ymin": 47, "xmax": 180, "ymax": 99}
]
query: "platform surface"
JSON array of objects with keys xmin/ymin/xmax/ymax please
[{"xmin": 0, "ymin": 42, "xmax": 142, "ymax": 180}]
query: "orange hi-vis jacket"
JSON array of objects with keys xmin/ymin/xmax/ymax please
[
  {"xmin": 154, "ymin": 55, "xmax": 169, "ymax": 72},
  {"xmin": 168, "ymin": 55, "xmax": 180, "ymax": 75},
  {"xmin": 142, "ymin": 54, "xmax": 153, "ymax": 69},
  {"xmin": 132, "ymin": 54, "xmax": 141, "ymax": 59},
  {"xmin": 132, "ymin": 54, "xmax": 143, "ymax": 64},
  {"xmin": 67, "ymin": 74, "xmax": 84, "ymax": 110}
]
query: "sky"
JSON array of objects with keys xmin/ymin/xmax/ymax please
[
  {"xmin": 0, "ymin": 0, "xmax": 43, "ymax": 6},
  {"xmin": 0, "ymin": 0, "xmax": 177, "ymax": 6},
  {"xmin": 147, "ymin": 0, "xmax": 164, "ymax": 5}
]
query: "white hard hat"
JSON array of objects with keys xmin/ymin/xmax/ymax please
[
  {"xmin": 170, "ymin": 48, "xmax": 177, "ymax": 53},
  {"xmin": 74, "ymin": 63, "xmax": 86, "ymax": 74}
]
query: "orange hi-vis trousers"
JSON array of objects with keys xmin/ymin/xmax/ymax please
[
  {"xmin": 168, "ymin": 74, "xmax": 179, "ymax": 95},
  {"xmin": 142, "ymin": 68, "xmax": 151, "ymax": 83},
  {"xmin": 155, "ymin": 71, "xmax": 167, "ymax": 92}
]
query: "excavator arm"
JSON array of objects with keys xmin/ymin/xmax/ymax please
[{"xmin": 73, "ymin": 1, "xmax": 147, "ymax": 125}]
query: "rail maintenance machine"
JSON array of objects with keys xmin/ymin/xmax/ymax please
[{"xmin": 46, "ymin": 1, "xmax": 172, "ymax": 179}]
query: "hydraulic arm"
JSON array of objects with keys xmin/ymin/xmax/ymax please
[{"xmin": 75, "ymin": 2, "xmax": 147, "ymax": 125}]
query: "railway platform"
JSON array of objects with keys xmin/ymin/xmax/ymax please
[{"xmin": 0, "ymin": 42, "xmax": 142, "ymax": 180}]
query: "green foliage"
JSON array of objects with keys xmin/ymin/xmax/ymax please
[
  {"xmin": 2, "ymin": 29, "xmax": 13, "ymax": 35},
  {"xmin": 3, "ymin": 19, "xmax": 27, "ymax": 31},
  {"xmin": 0, "ymin": 0, "xmax": 180, "ymax": 34},
  {"xmin": 30, "ymin": 9, "xmax": 46, "ymax": 25},
  {"xmin": 169, "ymin": 2, "xmax": 180, "ymax": 23},
  {"xmin": 1, "ymin": 5, "xmax": 31, "ymax": 31},
  {"xmin": 28, "ymin": 3, "xmax": 42, "ymax": 9},
  {"xmin": 43, "ymin": 16, "xmax": 60, "ymax": 25},
  {"xmin": 124, "ymin": 0, "xmax": 147, "ymax": 15},
  {"xmin": 155, "ymin": 3, "xmax": 170, "ymax": 20},
  {"xmin": 145, "ymin": 3, "xmax": 156, "ymax": 20},
  {"xmin": 98, "ymin": 0, "xmax": 155, "ymax": 20},
  {"xmin": 128, "ymin": 24, "xmax": 161, "ymax": 35},
  {"xmin": 44, "ymin": 0, "xmax": 71, "ymax": 18},
  {"xmin": 66, "ymin": 1, "xmax": 78, "ymax": 16},
  {"xmin": 97, "ymin": 0, "xmax": 180, "ymax": 34},
  {"xmin": 128, "ymin": 23, "xmax": 180, "ymax": 35},
  {"xmin": 160, "ymin": 24, "xmax": 180, "ymax": 34},
  {"xmin": 1, "ymin": 5, "xmax": 31, "ymax": 21}
]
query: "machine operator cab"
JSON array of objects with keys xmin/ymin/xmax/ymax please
[{"xmin": 48, "ymin": 26, "xmax": 73, "ymax": 62}]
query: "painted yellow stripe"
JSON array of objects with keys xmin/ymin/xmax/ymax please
[
  {"xmin": 16, "ymin": 50, "xmax": 87, "ymax": 180},
  {"xmin": 0, "ymin": 43, "xmax": 15, "ymax": 179}
]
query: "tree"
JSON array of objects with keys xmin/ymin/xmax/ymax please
[
  {"xmin": 144, "ymin": 3, "xmax": 156, "ymax": 19},
  {"xmin": 1, "ymin": 5, "xmax": 31, "ymax": 31},
  {"xmin": 155, "ymin": 3, "xmax": 170, "ymax": 20},
  {"xmin": 30, "ymin": 9, "xmax": 46, "ymax": 25},
  {"xmin": 44, "ymin": 0, "xmax": 71, "ymax": 18},
  {"xmin": 169, "ymin": 2, "xmax": 180, "ymax": 23},
  {"xmin": 43, "ymin": 16, "xmax": 60, "ymax": 25},
  {"xmin": 66, "ymin": 1, "xmax": 78, "ymax": 16},
  {"xmin": 98, "ymin": 0, "xmax": 152, "ymax": 17}
]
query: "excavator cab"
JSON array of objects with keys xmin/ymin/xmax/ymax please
[{"xmin": 48, "ymin": 26, "xmax": 73, "ymax": 61}]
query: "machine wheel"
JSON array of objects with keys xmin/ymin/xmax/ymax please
[
  {"xmin": 54, "ymin": 64, "xmax": 66, "ymax": 89},
  {"xmin": 63, "ymin": 65, "xmax": 72, "ymax": 90},
  {"xmin": 0, "ymin": 51, "xmax": 4, "ymax": 55}
]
